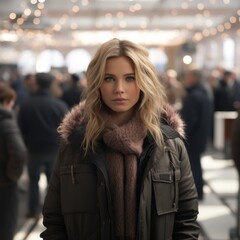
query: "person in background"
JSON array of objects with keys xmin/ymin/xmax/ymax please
[
  {"xmin": 161, "ymin": 69, "xmax": 186, "ymax": 111},
  {"xmin": 18, "ymin": 72, "xmax": 69, "ymax": 218},
  {"xmin": 13, "ymin": 73, "xmax": 37, "ymax": 113},
  {"xmin": 214, "ymin": 70, "xmax": 240, "ymax": 112},
  {"xmin": 50, "ymin": 72, "xmax": 64, "ymax": 99},
  {"xmin": 40, "ymin": 38, "xmax": 199, "ymax": 240},
  {"xmin": 180, "ymin": 69, "xmax": 212, "ymax": 200},
  {"xmin": 0, "ymin": 81, "xmax": 27, "ymax": 240},
  {"xmin": 10, "ymin": 69, "xmax": 29, "ymax": 109},
  {"xmin": 61, "ymin": 73, "xmax": 86, "ymax": 108},
  {"xmin": 232, "ymin": 108, "xmax": 240, "ymax": 173},
  {"xmin": 23, "ymin": 73, "xmax": 37, "ymax": 95}
]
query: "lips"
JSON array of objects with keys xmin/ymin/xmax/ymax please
[{"xmin": 112, "ymin": 98, "xmax": 127, "ymax": 104}]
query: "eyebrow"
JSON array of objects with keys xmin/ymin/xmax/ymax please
[
  {"xmin": 104, "ymin": 73, "xmax": 135, "ymax": 76},
  {"xmin": 104, "ymin": 73, "xmax": 114, "ymax": 76}
]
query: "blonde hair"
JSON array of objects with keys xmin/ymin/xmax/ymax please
[{"xmin": 83, "ymin": 38, "xmax": 166, "ymax": 151}]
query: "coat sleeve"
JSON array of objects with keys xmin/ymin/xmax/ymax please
[
  {"xmin": 4, "ymin": 120, "xmax": 27, "ymax": 182},
  {"xmin": 40, "ymin": 144, "xmax": 68, "ymax": 240},
  {"xmin": 172, "ymin": 138, "xmax": 200, "ymax": 239}
]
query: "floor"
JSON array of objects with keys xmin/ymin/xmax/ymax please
[{"xmin": 13, "ymin": 147, "xmax": 240, "ymax": 240}]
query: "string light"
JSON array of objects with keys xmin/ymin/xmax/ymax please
[{"xmin": 1, "ymin": 0, "xmax": 240, "ymax": 48}]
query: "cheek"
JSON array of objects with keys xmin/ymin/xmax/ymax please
[
  {"xmin": 99, "ymin": 86, "xmax": 111, "ymax": 104},
  {"xmin": 100, "ymin": 85, "xmax": 109, "ymax": 97},
  {"xmin": 133, "ymin": 86, "xmax": 141, "ymax": 100}
]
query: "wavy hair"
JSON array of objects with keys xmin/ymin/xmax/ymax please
[{"xmin": 83, "ymin": 38, "xmax": 166, "ymax": 151}]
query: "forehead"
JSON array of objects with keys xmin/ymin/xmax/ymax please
[{"xmin": 105, "ymin": 56, "xmax": 134, "ymax": 72}]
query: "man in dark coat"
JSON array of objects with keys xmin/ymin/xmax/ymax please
[
  {"xmin": 61, "ymin": 73, "xmax": 85, "ymax": 108},
  {"xmin": 214, "ymin": 70, "xmax": 240, "ymax": 112},
  {"xmin": 180, "ymin": 69, "xmax": 212, "ymax": 200},
  {"xmin": 18, "ymin": 72, "xmax": 69, "ymax": 218}
]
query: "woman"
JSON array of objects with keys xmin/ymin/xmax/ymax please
[
  {"xmin": 0, "ymin": 81, "xmax": 27, "ymax": 240},
  {"xmin": 41, "ymin": 39, "xmax": 199, "ymax": 240}
]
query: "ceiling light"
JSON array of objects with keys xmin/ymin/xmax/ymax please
[
  {"xmin": 197, "ymin": 3, "xmax": 205, "ymax": 10},
  {"xmin": 223, "ymin": 0, "xmax": 230, "ymax": 4},
  {"xmin": 202, "ymin": 29, "xmax": 210, "ymax": 37},
  {"xmin": 224, "ymin": 22, "xmax": 231, "ymax": 30},
  {"xmin": 34, "ymin": 9, "xmax": 42, "ymax": 17},
  {"xmin": 37, "ymin": 3, "xmax": 45, "ymax": 9},
  {"xmin": 0, "ymin": 32, "xmax": 18, "ymax": 42},
  {"xmin": 183, "ymin": 55, "xmax": 192, "ymax": 65},
  {"xmin": 33, "ymin": 18, "xmax": 41, "ymax": 25},
  {"xmin": 72, "ymin": 30, "xmax": 187, "ymax": 46},
  {"xmin": 53, "ymin": 24, "xmax": 62, "ymax": 31},
  {"xmin": 230, "ymin": 16, "xmax": 237, "ymax": 23},
  {"xmin": 17, "ymin": 18, "xmax": 24, "ymax": 25},
  {"xmin": 217, "ymin": 24, "xmax": 224, "ymax": 32},
  {"xmin": 210, "ymin": 28, "xmax": 217, "ymax": 35},
  {"xmin": 23, "ymin": 9, "xmax": 31, "ymax": 17},
  {"xmin": 9, "ymin": 13, "xmax": 17, "ymax": 20},
  {"xmin": 206, "ymin": 19, "xmax": 213, "ymax": 27},
  {"xmin": 193, "ymin": 32, "xmax": 203, "ymax": 42},
  {"xmin": 31, "ymin": 0, "xmax": 38, "ymax": 4},
  {"xmin": 72, "ymin": 5, "xmax": 80, "ymax": 13},
  {"xmin": 81, "ymin": 0, "xmax": 89, "ymax": 6},
  {"xmin": 117, "ymin": 12, "xmax": 124, "ymax": 18}
]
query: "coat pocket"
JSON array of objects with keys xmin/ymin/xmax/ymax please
[
  {"xmin": 60, "ymin": 164, "xmax": 98, "ymax": 213},
  {"xmin": 152, "ymin": 169, "xmax": 181, "ymax": 215}
]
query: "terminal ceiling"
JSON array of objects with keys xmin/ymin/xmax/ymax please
[{"xmin": 0, "ymin": 0, "xmax": 240, "ymax": 51}]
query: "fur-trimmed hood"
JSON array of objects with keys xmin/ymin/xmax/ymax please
[{"xmin": 58, "ymin": 101, "xmax": 185, "ymax": 142}]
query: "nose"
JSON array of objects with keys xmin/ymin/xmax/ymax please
[{"xmin": 115, "ymin": 79, "xmax": 124, "ymax": 94}]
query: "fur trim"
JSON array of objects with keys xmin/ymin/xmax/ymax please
[
  {"xmin": 58, "ymin": 101, "xmax": 185, "ymax": 141},
  {"xmin": 57, "ymin": 101, "xmax": 85, "ymax": 142},
  {"xmin": 162, "ymin": 104, "xmax": 185, "ymax": 139}
]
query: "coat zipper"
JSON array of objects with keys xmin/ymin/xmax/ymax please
[
  {"xmin": 137, "ymin": 143, "xmax": 155, "ymax": 240},
  {"xmin": 88, "ymin": 146, "xmax": 114, "ymax": 239}
]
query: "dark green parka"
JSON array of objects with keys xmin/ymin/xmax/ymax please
[{"xmin": 40, "ymin": 103, "xmax": 199, "ymax": 240}]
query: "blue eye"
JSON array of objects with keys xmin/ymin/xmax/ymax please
[
  {"xmin": 104, "ymin": 76, "xmax": 114, "ymax": 82},
  {"xmin": 126, "ymin": 75, "xmax": 135, "ymax": 81}
]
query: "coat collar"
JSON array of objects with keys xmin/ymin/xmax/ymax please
[{"xmin": 58, "ymin": 101, "xmax": 185, "ymax": 144}]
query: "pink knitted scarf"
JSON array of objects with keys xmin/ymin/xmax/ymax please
[{"xmin": 103, "ymin": 113, "xmax": 146, "ymax": 239}]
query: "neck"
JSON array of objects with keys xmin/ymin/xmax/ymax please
[{"xmin": 103, "ymin": 107, "xmax": 137, "ymax": 126}]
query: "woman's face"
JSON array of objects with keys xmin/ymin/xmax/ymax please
[{"xmin": 100, "ymin": 56, "xmax": 141, "ymax": 125}]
